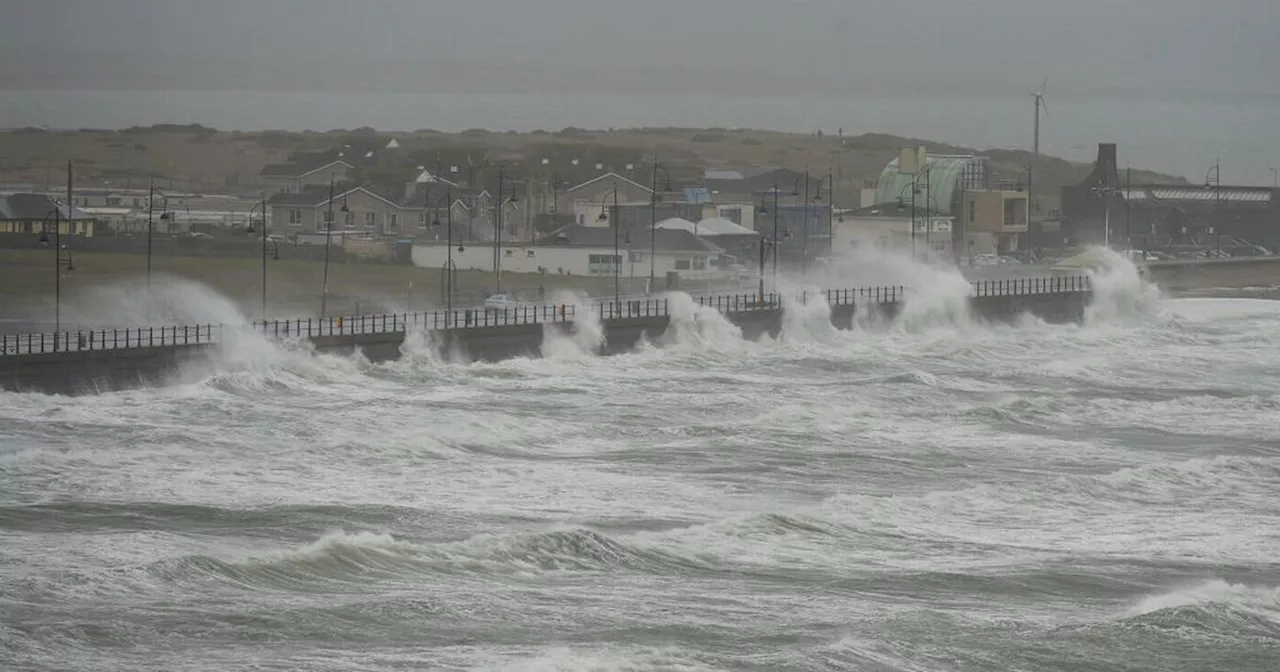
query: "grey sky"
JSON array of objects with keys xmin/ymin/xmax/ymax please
[{"xmin": 2, "ymin": 0, "xmax": 1277, "ymax": 100}]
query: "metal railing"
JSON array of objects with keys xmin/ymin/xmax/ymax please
[{"xmin": 1, "ymin": 275, "xmax": 1091, "ymax": 356}]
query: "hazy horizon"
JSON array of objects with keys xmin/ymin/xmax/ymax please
[{"xmin": 2, "ymin": 0, "xmax": 1277, "ymax": 102}]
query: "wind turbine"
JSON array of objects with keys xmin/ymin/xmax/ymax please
[{"xmin": 1031, "ymin": 78, "xmax": 1049, "ymax": 156}]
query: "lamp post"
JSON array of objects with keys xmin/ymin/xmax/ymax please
[
  {"xmin": 430, "ymin": 188, "xmax": 461, "ymax": 325},
  {"xmin": 320, "ymin": 175, "xmax": 349, "ymax": 318},
  {"xmin": 596, "ymin": 183, "xmax": 622, "ymax": 305},
  {"xmin": 39, "ymin": 206, "xmax": 74, "ymax": 348},
  {"xmin": 649, "ymin": 162, "xmax": 670, "ymax": 292},
  {"xmin": 1205, "ymin": 161, "xmax": 1222, "ymax": 256},
  {"xmin": 145, "ymin": 180, "xmax": 171, "ymax": 289},
  {"xmin": 488, "ymin": 165, "xmax": 519, "ymax": 296},
  {"xmin": 898, "ymin": 182, "xmax": 918, "ymax": 257},
  {"xmin": 246, "ymin": 195, "xmax": 275, "ymax": 319},
  {"xmin": 1269, "ymin": 167, "xmax": 1277, "ymax": 190}
]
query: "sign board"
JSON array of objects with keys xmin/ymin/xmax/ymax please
[
  {"xmin": 898, "ymin": 146, "xmax": 928, "ymax": 175},
  {"xmin": 913, "ymin": 218, "xmax": 952, "ymax": 233}
]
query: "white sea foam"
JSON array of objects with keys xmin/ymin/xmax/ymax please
[
  {"xmin": 1127, "ymin": 580, "xmax": 1280, "ymax": 621},
  {"xmin": 540, "ymin": 290, "xmax": 604, "ymax": 359},
  {"xmin": 658, "ymin": 291, "xmax": 748, "ymax": 351}
]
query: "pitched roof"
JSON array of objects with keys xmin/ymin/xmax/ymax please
[
  {"xmin": 259, "ymin": 159, "xmax": 355, "ymax": 178},
  {"xmin": 538, "ymin": 225, "xmax": 721, "ymax": 254},
  {"xmin": 0, "ymin": 193, "xmax": 95, "ymax": 220},
  {"xmin": 564, "ymin": 172, "xmax": 653, "ymax": 194}
]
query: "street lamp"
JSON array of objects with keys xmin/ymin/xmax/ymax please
[
  {"xmin": 897, "ymin": 182, "xmax": 919, "ymax": 257},
  {"xmin": 1269, "ymin": 166, "xmax": 1277, "ymax": 190},
  {"xmin": 480, "ymin": 163, "xmax": 520, "ymax": 296},
  {"xmin": 145, "ymin": 179, "xmax": 172, "ymax": 288},
  {"xmin": 320, "ymin": 175, "xmax": 349, "ymax": 318},
  {"xmin": 802, "ymin": 172, "xmax": 834, "ymax": 275},
  {"xmin": 649, "ymin": 162, "xmax": 671, "ymax": 292},
  {"xmin": 1205, "ymin": 161, "xmax": 1222, "ymax": 256},
  {"xmin": 430, "ymin": 188, "xmax": 462, "ymax": 325},
  {"xmin": 757, "ymin": 184, "xmax": 798, "ymax": 291},
  {"xmin": 245, "ymin": 195, "xmax": 276, "ymax": 319},
  {"xmin": 39, "ymin": 206, "xmax": 75, "ymax": 348},
  {"xmin": 596, "ymin": 183, "xmax": 622, "ymax": 305}
]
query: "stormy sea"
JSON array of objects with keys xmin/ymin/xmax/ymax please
[{"xmin": 2, "ymin": 254, "xmax": 1278, "ymax": 671}]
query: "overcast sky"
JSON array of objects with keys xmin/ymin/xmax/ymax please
[{"xmin": 2, "ymin": 0, "xmax": 1277, "ymax": 100}]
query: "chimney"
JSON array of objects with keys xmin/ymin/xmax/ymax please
[{"xmin": 1087, "ymin": 143, "xmax": 1120, "ymax": 188}]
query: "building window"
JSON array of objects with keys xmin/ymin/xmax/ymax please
[
  {"xmin": 675, "ymin": 259, "xmax": 691, "ymax": 270},
  {"xmin": 388, "ymin": 213, "xmax": 398, "ymax": 231},
  {"xmin": 289, "ymin": 209, "xmax": 302, "ymax": 225},
  {"xmin": 526, "ymin": 250, "xmax": 535, "ymax": 257},
  {"xmin": 505, "ymin": 249, "xmax": 513, "ymax": 257},
  {"xmin": 588, "ymin": 254, "xmax": 621, "ymax": 275},
  {"xmin": 344, "ymin": 211, "xmax": 354, "ymax": 228},
  {"xmin": 629, "ymin": 252, "xmax": 644, "ymax": 262},
  {"xmin": 968, "ymin": 200, "xmax": 976, "ymax": 224},
  {"xmin": 720, "ymin": 207, "xmax": 742, "ymax": 224},
  {"xmin": 693, "ymin": 257, "xmax": 707, "ymax": 270},
  {"xmin": 322, "ymin": 210, "xmax": 334, "ymax": 225},
  {"xmin": 364, "ymin": 212, "xmax": 377, "ymax": 228},
  {"xmin": 418, "ymin": 213, "xmax": 428, "ymax": 229}
]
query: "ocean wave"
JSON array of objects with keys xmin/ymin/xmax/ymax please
[
  {"xmin": 1118, "ymin": 580, "xmax": 1280, "ymax": 637},
  {"xmin": 146, "ymin": 528, "xmax": 708, "ymax": 590}
]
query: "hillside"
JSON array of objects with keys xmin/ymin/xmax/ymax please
[{"xmin": 0, "ymin": 125, "xmax": 1185, "ymax": 201}]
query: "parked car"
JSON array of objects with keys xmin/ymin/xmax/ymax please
[{"xmin": 483, "ymin": 294, "xmax": 519, "ymax": 310}]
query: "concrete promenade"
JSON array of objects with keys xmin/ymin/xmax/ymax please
[{"xmin": 0, "ymin": 275, "xmax": 1092, "ymax": 395}]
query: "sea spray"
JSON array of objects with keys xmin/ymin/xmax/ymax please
[
  {"xmin": 894, "ymin": 265, "xmax": 974, "ymax": 333},
  {"xmin": 540, "ymin": 290, "xmax": 604, "ymax": 358},
  {"xmin": 659, "ymin": 291, "xmax": 747, "ymax": 351},
  {"xmin": 778, "ymin": 284, "xmax": 840, "ymax": 345},
  {"xmin": 1082, "ymin": 247, "xmax": 1164, "ymax": 324}
]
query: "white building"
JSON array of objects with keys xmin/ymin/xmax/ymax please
[
  {"xmin": 411, "ymin": 225, "xmax": 732, "ymax": 283},
  {"xmin": 833, "ymin": 203, "xmax": 956, "ymax": 257}
]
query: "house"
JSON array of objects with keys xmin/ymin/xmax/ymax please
[
  {"xmin": 655, "ymin": 217, "xmax": 759, "ymax": 267},
  {"xmin": 0, "ymin": 193, "xmax": 97, "ymax": 237},
  {"xmin": 705, "ymin": 167, "xmax": 808, "ymax": 198},
  {"xmin": 268, "ymin": 183, "xmax": 407, "ymax": 238},
  {"xmin": 558, "ymin": 173, "xmax": 654, "ymax": 226},
  {"xmin": 683, "ymin": 187, "xmax": 756, "ymax": 224},
  {"xmin": 411, "ymin": 224, "xmax": 729, "ymax": 285},
  {"xmin": 832, "ymin": 202, "xmax": 956, "ymax": 258},
  {"xmin": 259, "ymin": 159, "xmax": 355, "ymax": 195}
]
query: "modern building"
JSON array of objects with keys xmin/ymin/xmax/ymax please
[
  {"xmin": 960, "ymin": 185, "xmax": 1029, "ymax": 254},
  {"xmin": 872, "ymin": 152, "xmax": 993, "ymax": 258},
  {"xmin": 0, "ymin": 194, "xmax": 97, "ymax": 237},
  {"xmin": 1062, "ymin": 143, "xmax": 1278, "ymax": 253}
]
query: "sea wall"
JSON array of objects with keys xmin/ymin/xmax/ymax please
[{"xmin": 0, "ymin": 286, "xmax": 1090, "ymax": 395}]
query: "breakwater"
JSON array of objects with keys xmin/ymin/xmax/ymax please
[{"xmin": 0, "ymin": 275, "xmax": 1091, "ymax": 395}]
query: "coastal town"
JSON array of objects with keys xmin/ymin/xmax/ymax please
[{"xmin": 0, "ymin": 126, "xmax": 1277, "ymax": 320}]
